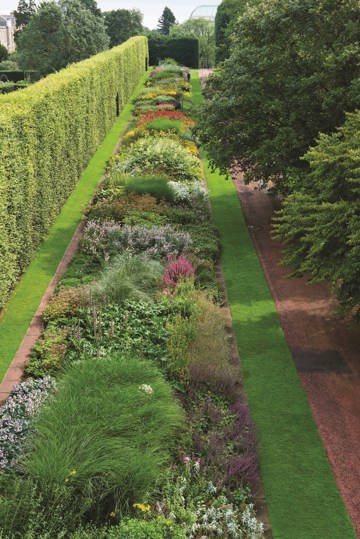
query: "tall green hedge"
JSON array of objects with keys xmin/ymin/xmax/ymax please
[
  {"xmin": 0, "ymin": 36, "xmax": 148, "ymax": 309},
  {"xmin": 148, "ymin": 36, "xmax": 199, "ymax": 68}
]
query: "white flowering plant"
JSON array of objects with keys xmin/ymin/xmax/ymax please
[{"xmin": 0, "ymin": 377, "xmax": 55, "ymax": 473}]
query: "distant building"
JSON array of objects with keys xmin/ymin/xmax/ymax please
[
  {"xmin": 189, "ymin": 5, "xmax": 219, "ymax": 22},
  {"xmin": 0, "ymin": 13, "xmax": 16, "ymax": 53}
]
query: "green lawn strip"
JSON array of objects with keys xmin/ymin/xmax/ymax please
[
  {"xmin": 0, "ymin": 72, "xmax": 148, "ymax": 382},
  {"xmin": 192, "ymin": 70, "xmax": 355, "ymax": 538}
]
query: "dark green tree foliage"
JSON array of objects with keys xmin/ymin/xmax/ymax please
[
  {"xmin": 197, "ymin": 0, "xmax": 360, "ymax": 192},
  {"xmin": 79, "ymin": 0, "xmax": 102, "ymax": 17},
  {"xmin": 215, "ymin": 0, "xmax": 247, "ymax": 63},
  {"xmin": 104, "ymin": 9, "xmax": 143, "ymax": 47},
  {"xmin": 148, "ymin": 36, "xmax": 199, "ymax": 68},
  {"xmin": 0, "ymin": 45, "xmax": 8, "ymax": 63},
  {"xmin": 274, "ymin": 111, "xmax": 360, "ymax": 320},
  {"xmin": 157, "ymin": 6, "xmax": 176, "ymax": 35},
  {"xmin": 16, "ymin": 0, "xmax": 109, "ymax": 76},
  {"xmin": 14, "ymin": 0, "xmax": 37, "ymax": 29}
]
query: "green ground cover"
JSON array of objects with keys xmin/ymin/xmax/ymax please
[
  {"xmin": 191, "ymin": 70, "xmax": 356, "ymax": 538},
  {"xmin": 0, "ymin": 72, "xmax": 149, "ymax": 382}
]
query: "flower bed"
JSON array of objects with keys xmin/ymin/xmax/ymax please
[{"xmin": 0, "ymin": 63, "xmax": 265, "ymax": 538}]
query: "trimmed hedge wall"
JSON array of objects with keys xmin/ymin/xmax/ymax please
[
  {"xmin": 0, "ymin": 36, "xmax": 148, "ymax": 309},
  {"xmin": 148, "ymin": 36, "xmax": 199, "ymax": 68}
]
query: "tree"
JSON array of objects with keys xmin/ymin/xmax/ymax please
[
  {"xmin": 14, "ymin": 0, "xmax": 37, "ymax": 40},
  {"xmin": 0, "ymin": 45, "xmax": 8, "ymax": 63},
  {"xmin": 196, "ymin": 0, "xmax": 360, "ymax": 193},
  {"xmin": 274, "ymin": 111, "xmax": 360, "ymax": 321},
  {"xmin": 170, "ymin": 18, "xmax": 215, "ymax": 67},
  {"xmin": 79, "ymin": 0, "xmax": 102, "ymax": 18},
  {"xmin": 16, "ymin": 0, "xmax": 109, "ymax": 76},
  {"xmin": 214, "ymin": 0, "xmax": 248, "ymax": 63},
  {"xmin": 157, "ymin": 7, "xmax": 176, "ymax": 35},
  {"xmin": 104, "ymin": 9, "xmax": 143, "ymax": 48}
]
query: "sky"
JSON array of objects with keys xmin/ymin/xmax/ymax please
[{"xmin": 2, "ymin": 1, "xmax": 221, "ymax": 29}]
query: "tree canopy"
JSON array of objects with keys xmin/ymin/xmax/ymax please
[
  {"xmin": 16, "ymin": 0, "xmax": 109, "ymax": 76},
  {"xmin": 14, "ymin": 0, "xmax": 37, "ymax": 40},
  {"xmin": 170, "ymin": 17, "xmax": 215, "ymax": 67},
  {"xmin": 104, "ymin": 9, "xmax": 143, "ymax": 48},
  {"xmin": 196, "ymin": 0, "xmax": 360, "ymax": 193},
  {"xmin": 214, "ymin": 0, "xmax": 248, "ymax": 63},
  {"xmin": 157, "ymin": 7, "xmax": 176, "ymax": 35}
]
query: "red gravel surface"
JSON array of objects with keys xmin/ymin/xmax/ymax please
[{"xmin": 234, "ymin": 173, "xmax": 360, "ymax": 537}]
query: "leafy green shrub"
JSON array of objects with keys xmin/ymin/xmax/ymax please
[
  {"xmin": 123, "ymin": 210, "xmax": 169, "ymax": 227},
  {"xmin": 20, "ymin": 356, "xmax": 184, "ymax": 524},
  {"xmin": 0, "ymin": 37, "xmax": 148, "ymax": 309},
  {"xmin": 88, "ymin": 193, "xmax": 168, "ymax": 223},
  {"xmin": 58, "ymin": 253, "xmax": 101, "ymax": 289},
  {"xmin": 42, "ymin": 287, "xmax": 87, "ymax": 323},
  {"xmin": 88, "ymin": 253, "xmax": 163, "ymax": 305},
  {"xmin": 113, "ymin": 137, "xmax": 202, "ymax": 182},
  {"xmin": 25, "ymin": 326, "xmax": 69, "ymax": 378},
  {"xmin": 66, "ymin": 300, "xmax": 171, "ymax": 364},
  {"xmin": 181, "ymin": 222, "xmax": 220, "ymax": 261},
  {"xmin": 69, "ymin": 517, "xmax": 186, "ymax": 538}
]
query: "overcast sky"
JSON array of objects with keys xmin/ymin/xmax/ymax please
[{"xmin": 2, "ymin": 1, "xmax": 221, "ymax": 29}]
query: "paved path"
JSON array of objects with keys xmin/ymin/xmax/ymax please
[{"xmin": 234, "ymin": 173, "xmax": 360, "ymax": 536}]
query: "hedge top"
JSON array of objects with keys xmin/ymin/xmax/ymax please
[{"xmin": 0, "ymin": 36, "xmax": 148, "ymax": 118}]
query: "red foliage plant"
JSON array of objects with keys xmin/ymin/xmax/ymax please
[{"xmin": 137, "ymin": 110, "xmax": 189, "ymax": 126}]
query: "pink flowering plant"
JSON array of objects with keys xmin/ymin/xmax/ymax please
[{"xmin": 161, "ymin": 255, "xmax": 196, "ymax": 291}]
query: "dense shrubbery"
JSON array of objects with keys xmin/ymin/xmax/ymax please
[
  {"xmin": 0, "ymin": 36, "xmax": 148, "ymax": 309},
  {"xmin": 274, "ymin": 111, "xmax": 360, "ymax": 319}
]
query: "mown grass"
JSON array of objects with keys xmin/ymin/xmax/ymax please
[
  {"xmin": 191, "ymin": 70, "xmax": 356, "ymax": 538},
  {"xmin": 0, "ymin": 71, "xmax": 149, "ymax": 383}
]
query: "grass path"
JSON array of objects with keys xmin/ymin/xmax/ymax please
[
  {"xmin": 0, "ymin": 72, "xmax": 148, "ymax": 383},
  {"xmin": 191, "ymin": 70, "xmax": 356, "ymax": 539}
]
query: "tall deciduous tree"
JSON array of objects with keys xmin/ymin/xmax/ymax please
[
  {"xmin": 104, "ymin": 9, "xmax": 143, "ymax": 47},
  {"xmin": 196, "ymin": 0, "xmax": 360, "ymax": 193},
  {"xmin": 157, "ymin": 7, "xmax": 176, "ymax": 35},
  {"xmin": 16, "ymin": 0, "xmax": 109, "ymax": 76},
  {"xmin": 170, "ymin": 18, "xmax": 215, "ymax": 67},
  {"xmin": 214, "ymin": 0, "xmax": 248, "ymax": 63},
  {"xmin": 14, "ymin": 0, "xmax": 37, "ymax": 39}
]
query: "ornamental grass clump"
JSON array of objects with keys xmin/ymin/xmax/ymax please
[
  {"xmin": 113, "ymin": 138, "xmax": 202, "ymax": 183},
  {"xmin": 88, "ymin": 253, "xmax": 164, "ymax": 305},
  {"xmin": 124, "ymin": 176, "xmax": 175, "ymax": 202},
  {"xmin": 19, "ymin": 356, "xmax": 184, "ymax": 522},
  {"xmin": 0, "ymin": 377, "xmax": 55, "ymax": 472}
]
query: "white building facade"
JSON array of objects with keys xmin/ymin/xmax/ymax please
[{"xmin": 0, "ymin": 14, "xmax": 16, "ymax": 53}]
